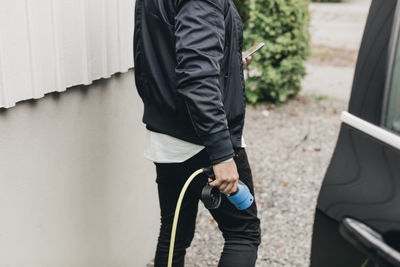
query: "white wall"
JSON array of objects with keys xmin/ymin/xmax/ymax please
[
  {"xmin": 0, "ymin": 70, "xmax": 159, "ymax": 267},
  {"xmin": 0, "ymin": 0, "xmax": 135, "ymax": 108}
]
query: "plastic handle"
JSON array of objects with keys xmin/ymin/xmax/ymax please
[
  {"xmin": 202, "ymin": 166, "xmax": 254, "ymax": 210},
  {"xmin": 340, "ymin": 217, "xmax": 400, "ymax": 267},
  {"xmin": 227, "ymin": 182, "xmax": 254, "ymax": 210},
  {"xmin": 202, "ymin": 167, "xmax": 215, "ymax": 180}
]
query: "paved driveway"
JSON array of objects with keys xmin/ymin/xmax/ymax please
[{"xmin": 302, "ymin": 0, "xmax": 371, "ymax": 101}]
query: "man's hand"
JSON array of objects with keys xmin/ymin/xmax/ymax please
[
  {"xmin": 242, "ymin": 55, "xmax": 252, "ymax": 65},
  {"xmin": 209, "ymin": 160, "xmax": 239, "ymax": 195}
]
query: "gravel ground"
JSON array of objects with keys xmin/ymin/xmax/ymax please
[{"xmin": 182, "ymin": 96, "xmax": 347, "ymax": 266}]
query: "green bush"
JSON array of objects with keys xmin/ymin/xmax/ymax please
[
  {"xmin": 237, "ymin": 0, "xmax": 311, "ymax": 103},
  {"xmin": 234, "ymin": 0, "xmax": 251, "ymax": 24},
  {"xmin": 312, "ymin": 0, "xmax": 341, "ymax": 2}
]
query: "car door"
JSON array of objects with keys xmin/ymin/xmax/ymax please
[{"xmin": 310, "ymin": 0, "xmax": 400, "ymax": 266}]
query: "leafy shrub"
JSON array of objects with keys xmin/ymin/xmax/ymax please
[
  {"xmin": 237, "ymin": 0, "xmax": 311, "ymax": 103},
  {"xmin": 234, "ymin": 0, "xmax": 251, "ymax": 24},
  {"xmin": 312, "ymin": 0, "xmax": 341, "ymax": 2}
]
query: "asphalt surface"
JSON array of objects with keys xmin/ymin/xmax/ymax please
[{"xmin": 302, "ymin": 0, "xmax": 371, "ymax": 101}]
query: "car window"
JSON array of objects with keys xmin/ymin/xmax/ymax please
[{"xmin": 386, "ymin": 32, "xmax": 400, "ymax": 134}]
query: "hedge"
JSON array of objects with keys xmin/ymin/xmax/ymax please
[
  {"xmin": 235, "ymin": 0, "xmax": 311, "ymax": 103},
  {"xmin": 311, "ymin": 0, "xmax": 341, "ymax": 2}
]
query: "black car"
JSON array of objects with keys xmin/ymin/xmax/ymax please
[{"xmin": 310, "ymin": 0, "xmax": 400, "ymax": 266}]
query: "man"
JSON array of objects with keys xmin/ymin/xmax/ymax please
[{"xmin": 133, "ymin": 0, "xmax": 261, "ymax": 266}]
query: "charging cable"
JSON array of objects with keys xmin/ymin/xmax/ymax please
[{"xmin": 167, "ymin": 168, "xmax": 204, "ymax": 267}]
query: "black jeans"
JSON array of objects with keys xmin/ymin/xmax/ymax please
[{"xmin": 153, "ymin": 148, "xmax": 261, "ymax": 267}]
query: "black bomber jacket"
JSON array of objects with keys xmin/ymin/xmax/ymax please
[{"xmin": 133, "ymin": 0, "xmax": 246, "ymax": 164}]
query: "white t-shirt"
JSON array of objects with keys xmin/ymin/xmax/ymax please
[{"xmin": 144, "ymin": 129, "xmax": 246, "ymax": 163}]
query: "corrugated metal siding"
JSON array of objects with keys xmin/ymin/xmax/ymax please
[{"xmin": 0, "ymin": 0, "xmax": 135, "ymax": 108}]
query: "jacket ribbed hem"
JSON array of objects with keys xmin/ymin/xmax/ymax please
[
  {"xmin": 143, "ymin": 103, "xmax": 239, "ymax": 165},
  {"xmin": 202, "ymin": 129, "xmax": 235, "ymax": 165}
]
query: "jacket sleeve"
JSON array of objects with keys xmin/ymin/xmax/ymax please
[{"xmin": 174, "ymin": 0, "xmax": 235, "ymax": 164}]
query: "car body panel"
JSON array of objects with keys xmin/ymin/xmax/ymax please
[{"xmin": 310, "ymin": 0, "xmax": 400, "ymax": 266}]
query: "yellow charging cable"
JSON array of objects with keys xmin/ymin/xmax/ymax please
[{"xmin": 167, "ymin": 168, "xmax": 204, "ymax": 267}]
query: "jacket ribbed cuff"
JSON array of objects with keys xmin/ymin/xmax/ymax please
[{"xmin": 202, "ymin": 129, "xmax": 235, "ymax": 165}]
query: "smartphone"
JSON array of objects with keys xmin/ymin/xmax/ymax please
[{"xmin": 242, "ymin": 42, "xmax": 265, "ymax": 60}]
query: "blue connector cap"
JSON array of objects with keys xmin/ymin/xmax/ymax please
[{"xmin": 227, "ymin": 182, "xmax": 254, "ymax": 210}]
